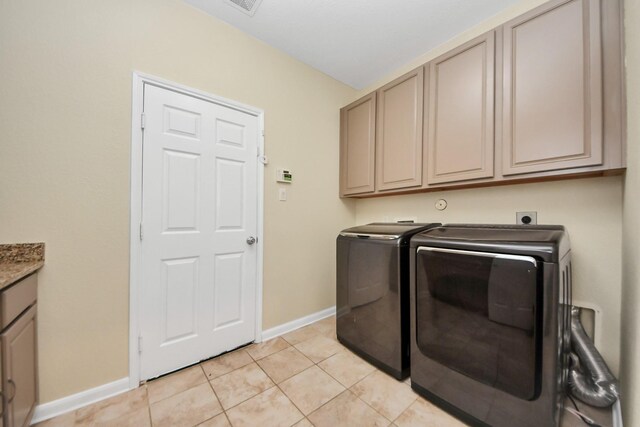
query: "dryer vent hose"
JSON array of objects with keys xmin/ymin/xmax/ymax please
[{"xmin": 568, "ymin": 306, "xmax": 620, "ymax": 408}]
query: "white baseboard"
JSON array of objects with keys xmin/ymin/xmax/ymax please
[
  {"xmin": 30, "ymin": 308, "xmax": 335, "ymax": 424},
  {"xmin": 260, "ymin": 306, "xmax": 336, "ymax": 342},
  {"xmin": 31, "ymin": 377, "xmax": 130, "ymax": 425}
]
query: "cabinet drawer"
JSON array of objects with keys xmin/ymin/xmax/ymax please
[{"xmin": 1, "ymin": 274, "xmax": 37, "ymax": 329}]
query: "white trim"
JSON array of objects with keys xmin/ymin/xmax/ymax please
[
  {"xmin": 255, "ymin": 111, "xmax": 265, "ymax": 343},
  {"xmin": 260, "ymin": 306, "xmax": 336, "ymax": 342},
  {"xmin": 31, "ymin": 306, "xmax": 334, "ymax": 424},
  {"xmin": 129, "ymin": 72, "xmax": 144, "ymax": 390},
  {"xmin": 128, "ymin": 71, "xmax": 265, "ymax": 387},
  {"xmin": 30, "ymin": 377, "xmax": 130, "ymax": 425}
]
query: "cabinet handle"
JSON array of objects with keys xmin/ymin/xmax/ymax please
[{"xmin": 7, "ymin": 380, "xmax": 16, "ymax": 404}]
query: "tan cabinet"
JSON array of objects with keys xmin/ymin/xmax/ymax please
[
  {"xmin": 337, "ymin": 0, "xmax": 624, "ymax": 198},
  {"xmin": 502, "ymin": 0, "xmax": 603, "ymax": 176},
  {"xmin": 0, "ymin": 274, "xmax": 38, "ymax": 427},
  {"xmin": 376, "ymin": 68, "xmax": 424, "ymax": 191},
  {"xmin": 425, "ymin": 32, "xmax": 495, "ymax": 185},
  {"xmin": 2, "ymin": 306, "xmax": 36, "ymax": 427},
  {"xmin": 340, "ymin": 92, "xmax": 376, "ymax": 196}
]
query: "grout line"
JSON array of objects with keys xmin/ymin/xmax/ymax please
[
  {"xmin": 203, "ymin": 353, "xmax": 255, "ymax": 383},
  {"xmin": 354, "ymin": 392, "xmax": 394, "ymax": 424},
  {"xmin": 246, "ymin": 337, "xmax": 291, "ymax": 362},
  {"xmin": 273, "ymin": 363, "xmax": 323, "ymax": 418},
  {"xmin": 208, "ymin": 363, "xmax": 274, "ymax": 412},
  {"xmin": 274, "ymin": 382, "xmax": 307, "ymax": 423},
  {"xmin": 347, "ymin": 369, "xmax": 400, "ymax": 423},
  {"xmin": 304, "ymin": 387, "xmax": 350, "ymax": 421},
  {"xmin": 205, "ymin": 377, "xmax": 223, "ymax": 412},
  {"xmin": 221, "ymin": 411, "xmax": 233, "ymax": 426},
  {"xmin": 391, "ymin": 396, "xmax": 418, "ymax": 424},
  {"xmin": 284, "ymin": 338, "xmax": 350, "ymax": 421},
  {"xmin": 143, "ymin": 385, "xmax": 154, "ymax": 427},
  {"xmin": 253, "ymin": 357, "xmax": 280, "ymax": 386}
]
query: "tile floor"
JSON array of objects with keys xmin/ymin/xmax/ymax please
[
  {"xmin": 35, "ymin": 315, "xmax": 610, "ymax": 427},
  {"xmin": 35, "ymin": 316, "xmax": 464, "ymax": 427}
]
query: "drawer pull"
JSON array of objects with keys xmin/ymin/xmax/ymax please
[{"xmin": 7, "ymin": 379, "xmax": 16, "ymax": 404}]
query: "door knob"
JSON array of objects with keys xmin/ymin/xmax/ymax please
[{"xmin": 246, "ymin": 236, "xmax": 256, "ymax": 245}]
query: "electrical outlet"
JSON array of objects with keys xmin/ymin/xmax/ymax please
[{"xmin": 516, "ymin": 211, "xmax": 537, "ymax": 225}]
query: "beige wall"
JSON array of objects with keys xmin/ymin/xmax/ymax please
[
  {"xmin": 0, "ymin": 0, "xmax": 356, "ymax": 403},
  {"xmin": 350, "ymin": 0, "xmax": 625, "ymax": 375},
  {"xmin": 621, "ymin": 0, "xmax": 640, "ymax": 425}
]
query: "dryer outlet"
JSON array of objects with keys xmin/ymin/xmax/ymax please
[{"xmin": 516, "ymin": 211, "xmax": 537, "ymax": 225}]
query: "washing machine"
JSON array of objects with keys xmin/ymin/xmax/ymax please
[
  {"xmin": 410, "ymin": 225, "xmax": 571, "ymax": 426},
  {"xmin": 336, "ymin": 222, "xmax": 440, "ymax": 379}
]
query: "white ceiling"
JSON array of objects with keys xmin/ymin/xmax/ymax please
[{"xmin": 184, "ymin": 0, "xmax": 521, "ymax": 89}]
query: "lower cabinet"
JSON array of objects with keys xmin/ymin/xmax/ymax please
[
  {"xmin": 2, "ymin": 305, "xmax": 37, "ymax": 427},
  {"xmin": 0, "ymin": 272, "xmax": 38, "ymax": 427}
]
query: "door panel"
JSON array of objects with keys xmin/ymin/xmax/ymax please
[
  {"xmin": 163, "ymin": 106, "xmax": 201, "ymax": 139},
  {"xmin": 162, "ymin": 257, "xmax": 198, "ymax": 343},
  {"xmin": 214, "ymin": 252, "xmax": 244, "ymax": 329},
  {"xmin": 141, "ymin": 84, "xmax": 258, "ymax": 380},
  {"xmin": 216, "ymin": 119, "xmax": 245, "ymax": 148},
  {"xmin": 216, "ymin": 159, "xmax": 245, "ymax": 230},
  {"xmin": 426, "ymin": 32, "xmax": 495, "ymax": 184},
  {"xmin": 162, "ymin": 150, "xmax": 200, "ymax": 232},
  {"xmin": 340, "ymin": 93, "xmax": 376, "ymax": 196},
  {"xmin": 376, "ymin": 68, "xmax": 424, "ymax": 191},
  {"xmin": 502, "ymin": 0, "xmax": 602, "ymax": 175}
]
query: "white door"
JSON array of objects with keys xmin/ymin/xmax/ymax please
[{"xmin": 139, "ymin": 83, "xmax": 259, "ymax": 380}]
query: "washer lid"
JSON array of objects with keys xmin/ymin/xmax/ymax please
[
  {"xmin": 340, "ymin": 222, "xmax": 440, "ymax": 239},
  {"xmin": 411, "ymin": 224, "xmax": 569, "ymax": 262}
]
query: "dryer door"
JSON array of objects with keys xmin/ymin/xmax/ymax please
[{"xmin": 415, "ymin": 246, "xmax": 541, "ymax": 400}]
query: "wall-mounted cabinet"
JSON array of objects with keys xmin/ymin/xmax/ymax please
[
  {"xmin": 425, "ymin": 32, "xmax": 495, "ymax": 185},
  {"xmin": 339, "ymin": 0, "xmax": 625, "ymax": 198},
  {"xmin": 339, "ymin": 93, "xmax": 376, "ymax": 196},
  {"xmin": 502, "ymin": 0, "xmax": 603, "ymax": 175},
  {"xmin": 376, "ymin": 68, "xmax": 424, "ymax": 191}
]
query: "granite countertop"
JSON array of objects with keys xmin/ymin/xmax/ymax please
[{"xmin": 0, "ymin": 243, "xmax": 44, "ymax": 290}]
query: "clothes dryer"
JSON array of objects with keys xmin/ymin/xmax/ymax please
[{"xmin": 410, "ymin": 225, "xmax": 571, "ymax": 426}]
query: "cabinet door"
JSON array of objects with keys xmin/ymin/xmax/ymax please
[
  {"xmin": 425, "ymin": 32, "xmax": 495, "ymax": 185},
  {"xmin": 376, "ymin": 68, "xmax": 424, "ymax": 191},
  {"xmin": 340, "ymin": 93, "xmax": 376, "ymax": 196},
  {"xmin": 502, "ymin": 0, "xmax": 602, "ymax": 176},
  {"xmin": 2, "ymin": 305, "xmax": 37, "ymax": 427},
  {"xmin": 0, "ymin": 348, "xmax": 3, "ymax": 427}
]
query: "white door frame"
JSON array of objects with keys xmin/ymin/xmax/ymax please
[{"xmin": 128, "ymin": 72, "xmax": 265, "ymax": 389}]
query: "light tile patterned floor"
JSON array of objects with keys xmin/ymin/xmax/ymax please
[{"xmin": 35, "ymin": 316, "xmax": 465, "ymax": 427}]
